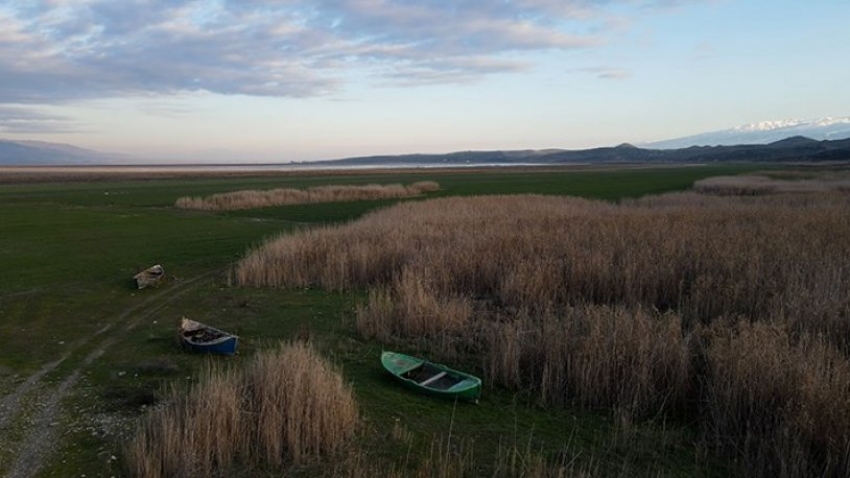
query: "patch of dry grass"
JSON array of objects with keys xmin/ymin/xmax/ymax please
[
  {"xmin": 333, "ymin": 433, "xmax": 602, "ymax": 478},
  {"xmin": 694, "ymin": 173, "xmax": 850, "ymax": 195},
  {"xmin": 235, "ymin": 186, "xmax": 850, "ymax": 477},
  {"xmin": 237, "ymin": 192, "xmax": 850, "ymax": 346},
  {"xmin": 483, "ymin": 306, "xmax": 692, "ymax": 416},
  {"xmin": 174, "ymin": 181, "xmax": 439, "ymax": 211},
  {"xmin": 126, "ymin": 341, "xmax": 357, "ymax": 477},
  {"xmin": 703, "ymin": 321, "xmax": 850, "ymax": 477}
]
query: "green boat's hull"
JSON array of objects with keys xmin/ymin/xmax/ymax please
[{"xmin": 381, "ymin": 351, "xmax": 482, "ymax": 401}]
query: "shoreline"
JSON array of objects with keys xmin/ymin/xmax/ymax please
[{"xmin": 0, "ymin": 162, "xmax": 701, "ymax": 183}]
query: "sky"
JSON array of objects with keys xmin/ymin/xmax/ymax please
[{"xmin": 0, "ymin": 0, "xmax": 848, "ymax": 162}]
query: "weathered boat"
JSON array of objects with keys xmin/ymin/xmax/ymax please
[
  {"xmin": 381, "ymin": 351, "xmax": 481, "ymax": 402},
  {"xmin": 179, "ymin": 317, "xmax": 238, "ymax": 355},
  {"xmin": 133, "ymin": 264, "xmax": 164, "ymax": 289}
]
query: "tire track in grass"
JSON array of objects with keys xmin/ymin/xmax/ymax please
[
  {"xmin": 1, "ymin": 269, "xmax": 223, "ymax": 478},
  {"xmin": 0, "ymin": 356, "xmax": 67, "ymax": 432},
  {"xmin": 5, "ymin": 370, "xmax": 82, "ymax": 478},
  {"xmin": 0, "ymin": 323, "xmax": 110, "ymax": 432}
]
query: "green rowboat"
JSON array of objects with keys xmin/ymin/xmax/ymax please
[{"xmin": 381, "ymin": 351, "xmax": 482, "ymax": 402}]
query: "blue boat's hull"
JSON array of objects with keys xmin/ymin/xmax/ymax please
[
  {"xmin": 181, "ymin": 335, "xmax": 238, "ymax": 355},
  {"xmin": 179, "ymin": 317, "xmax": 239, "ymax": 355}
]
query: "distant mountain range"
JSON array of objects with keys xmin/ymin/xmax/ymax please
[
  {"xmin": 2, "ymin": 116, "xmax": 850, "ymax": 166},
  {"xmin": 0, "ymin": 139, "xmax": 128, "ymax": 165},
  {"xmin": 316, "ymin": 136, "xmax": 850, "ymax": 167},
  {"xmin": 646, "ymin": 117, "xmax": 850, "ymax": 149}
]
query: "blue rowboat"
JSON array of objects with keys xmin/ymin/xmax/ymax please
[{"xmin": 179, "ymin": 317, "xmax": 238, "ymax": 355}]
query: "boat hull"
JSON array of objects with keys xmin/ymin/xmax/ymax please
[
  {"xmin": 181, "ymin": 335, "xmax": 239, "ymax": 355},
  {"xmin": 381, "ymin": 351, "xmax": 481, "ymax": 401},
  {"xmin": 179, "ymin": 317, "xmax": 239, "ymax": 355},
  {"xmin": 134, "ymin": 264, "xmax": 164, "ymax": 289}
]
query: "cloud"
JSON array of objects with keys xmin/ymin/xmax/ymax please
[
  {"xmin": 0, "ymin": 0, "xmax": 684, "ymax": 104},
  {"xmin": 570, "ymin": 66, "xmax": 632, "ymax": 80},
  {"xmin": 0, "ymin": 105, "xmax": 76, "ymax": 134},
  {"xmin": 383, "ymin": 57, "xmax": 533, "ymax": 86}
]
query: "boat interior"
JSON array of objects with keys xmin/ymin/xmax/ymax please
[{"xmin": 402, "ymin": 363, "xmax": 464, "ymax": 390}]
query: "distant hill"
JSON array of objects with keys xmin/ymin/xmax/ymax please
[
  {"xmin": 646, "ymin": 117, "xmax": 850, "ymax": 149},
  {"xmin": 0, "ymin": 139, "xmax": 126, "ymax": 165},
  {"xmin": 317, "ymin": 137, "xmax": 850, "ymax": 167}
]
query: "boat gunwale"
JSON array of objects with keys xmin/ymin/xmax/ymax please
[
  {"xmin": 183, "ymin": 334, "xmax": 238, "ymax": 346},
  {"xmin": 381, "ymin": 351, "xmax": 481, "ymax": 398}
]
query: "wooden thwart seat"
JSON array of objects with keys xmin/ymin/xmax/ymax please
[{"xmin": 419, "ymin": 371, "xmax": 448, "ymax": 386}]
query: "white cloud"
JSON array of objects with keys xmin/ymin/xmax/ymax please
[
  {"xmin": 0, "ymin": 105, "xmax": 76, "ymax": 133},
  {"xmin": 0, "ymin": 0, "xmax": 693, "ymax": 105},
  {"xmin": 570, "ymin": 66, "xmax": 632, "ymax": 80}
]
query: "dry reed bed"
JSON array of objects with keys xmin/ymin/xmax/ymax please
[
  {"xmin": 236, "ymin": 191, "xmax": 850, "ymax": 477},
  {"xmin": 126, "ymin": 341, "xmax": 357, "ymax": 477},
  {"xmin": 237, "ymin": 193, "xmax": 850, "ymax": 345},
  {"xmin": 174, "ymin": 181, "xmax": 439, "ymax": 211},
  {"xmin": 694, "ymin": 172, "xmax": 850, "ymax": 195},
  {"xmin": 703, "ymin": 321, "xmax": 850, "ymax": 478}
]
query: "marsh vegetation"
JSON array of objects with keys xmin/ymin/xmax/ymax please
[
  {"xmin": 174, "ymin": 182, "xmax": 440, "ymax": 211},
  {"xmin": 236, "ymin": 187, "xmax": 850, "ymax": 477},
  {"xmin": 126, "ymin": 341, "xmax": 357, "ymax": 477},
  {"xmin": 6, "ymin": 164, "xmax": 848, "ymax": 477}
]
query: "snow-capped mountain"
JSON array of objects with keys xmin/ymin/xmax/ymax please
[{"xmin": 647, "ymin": 117, "xmax": 850, "ymax": 149}]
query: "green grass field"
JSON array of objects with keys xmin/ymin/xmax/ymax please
[{"xmin": 0, "ymin": 165, "xmax": 759, "ymax": 477}]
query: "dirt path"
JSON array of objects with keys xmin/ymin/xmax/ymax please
[
  {"xmin": 0, "ymin": 270, "xmax": 222, "ymax": 478},
  {"xmin": 0, "ymin": 356, "xmax": 68, "ymax": 431}
]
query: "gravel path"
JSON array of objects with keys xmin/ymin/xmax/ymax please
[
  {"xmin": 0, "ymin": 356, "xmax": 68, "ymax": 431},
  {"xmin": 0, "ymin": 270, "xmax": 220, "ymax": 478}
]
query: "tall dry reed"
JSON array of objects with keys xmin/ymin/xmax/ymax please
[
  {"xmin": 702, "ymin": 320, "xmax": 850, "ymax": 478},
  {"xmin": 236, "ymin": 187, "xmax": 850, "ymax": 476},
  {"xmin": 238, "ymin": 192, "xmax": 850, "ymax": 348},
  {"xmin": 126, "ymin": 341, "xmax": 357, "ymax": 477},
  {"xmin": 694, "ymin": 173, "xmax": 850, "ymax": 195},
  {"xmin": 486, "ymin": 306, "xmax": 691, "ymax": 416},
  {"xmin": 126, "ymin": 365, "xmax": 245, "ymax": 478},
  {"xmin": 175, "ymin": 181, "xmax": 439, "ymax": 211}
]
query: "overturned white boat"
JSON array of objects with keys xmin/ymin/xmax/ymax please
[{"xmin": 133, "ymin": 264, "xmax": 164, "ymax": 289}]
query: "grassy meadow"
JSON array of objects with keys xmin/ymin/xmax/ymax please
[{"xmin": 5, "ymin": 163, "xmax": 844, "ymax": 477}]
